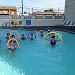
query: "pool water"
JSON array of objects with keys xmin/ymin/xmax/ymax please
[{"xmin": 0, "ymin": 28, "xmax": 75, "ymax": 75}]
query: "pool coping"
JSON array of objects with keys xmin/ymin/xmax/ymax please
[{"xmin": 0, "ymin": 26, "xmax": 75, "ymax": 34}]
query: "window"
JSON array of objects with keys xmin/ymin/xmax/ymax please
[
  {"xmin": 35, "ymin": 16, "xmax": 43, "ymax": 19},
  {"xmin": 2, "ymin": 10, "xmax": 5, "ymax": 14},
  {"xmin": 55, "ymin": 16, "xmax": 62, "ymax": 19},
  {"xmin": 45, "ymin": 16, "xmax": 53, "ymax": 19},
  {"xmin": 11, "ymin": 10, "xmax": 15, "ymax": 15}
]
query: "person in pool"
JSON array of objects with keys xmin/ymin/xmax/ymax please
[
  {"xmin": 21, "ymin": 34, "xmax": 27, "ymax": 40},
  {"xmin": 7, "ymin": 35, "xmax": 20, "ymax": 50},
  {"xmin": 48, "ymin": 30, "xmax": 51, "ymax": 33},
  {"xmin": 45, "ymin": 36, "xmax": 61, "ymax": 45},
  {"xmin": 40, "ymin": 31, "xmax": 43, "ymax": 36},
  {"xmin": 30, "ymin": 33, "xmax": 34, "ymax": 40},
  {"xmin": 6, "ymin": 33, "xmax": 11, "ymax": 40}
]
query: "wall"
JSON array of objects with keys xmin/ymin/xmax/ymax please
[
  {"xmin": 65, "ymin": 0, "xmax": 75, "ymax": 21},
  {"xmin": 0, "ymin": 15, "xmax": 64, "ymax": 27}
]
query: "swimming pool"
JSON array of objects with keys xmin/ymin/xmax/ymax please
[{"xmin": 0, "ymin": 28, "xmax": 75, "ymax": 75}]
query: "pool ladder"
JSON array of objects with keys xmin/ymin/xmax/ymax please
[{"xmin": 2, "ymin": 22, "xmax": 10, "ymax": 28}]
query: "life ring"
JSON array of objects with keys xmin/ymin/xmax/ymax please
[
  {"xmin": 10, "ymin": 30, "xmax": 20, "ymax": 40},
  {"xmin": 19, "ymin": 21, "xmax": 22, "ymax": 24},
  {"xmin": 11, "ymin": 21, "xmax": 14, "ymax": 25},
  {"xmin": 11, "ymin": 21, "xmax": 22, "ymax": 25},
  {"xmin": 44, "ymin": 32, "xmax": 62, "ymax": 41}
]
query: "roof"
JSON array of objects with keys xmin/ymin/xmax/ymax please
[
  {"xmin": 0, "ymin": 6, "xmax": 17, "ymax": 10},
  {"xmin": 33, "ymin": 12, "xmax": 63, "ymax": 15}
]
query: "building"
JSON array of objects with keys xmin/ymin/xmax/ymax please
[
  {"xmin": 65, "ymin": 0, "xmax": 75, "ymax": 21},
  {"xmin": 31, "ymin": 12, "xmax": 63, "ymax": 16},
  {"xmin": 0, "ymin": 6, "xmax": 17, "ymax": 15}
]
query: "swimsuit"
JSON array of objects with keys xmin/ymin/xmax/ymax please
[
  {"xmin": 6, "ymin": 37, "xmax": 9, "ymax": 40},
  {"xmin": 51, "ymin": 40, "xmax": 56, "ymax": 45},
  {"xmin": 30, "ymin": 38, "xmax": 33, "ymax": 40},
  {"xmin": 21, "ymin": 37, "xmax": 26, "ymax": 40}
]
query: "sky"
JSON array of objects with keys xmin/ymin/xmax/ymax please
[{"xmin": 0, "ymin": 0, "xmax": 65, "ymax": 13}]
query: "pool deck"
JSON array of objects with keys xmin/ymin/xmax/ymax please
[{"xmin": 1, "ymin": 26, "xmax": 75, "ymax": 33}]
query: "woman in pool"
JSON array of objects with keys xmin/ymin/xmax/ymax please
[
  {"xmin": 7, "ymin": 35, "xmax": 20, "ymax": 50},
  {"xmin": 6, "ymin": 33, "xmax": 11, "ymax": 40},
  {"xmin": 21, "ymin": 34, "xmax": 27, "ymax": 40},
  {"xmin": 45, "ymin": 36, "xmax": 61, "ymax": 45}
]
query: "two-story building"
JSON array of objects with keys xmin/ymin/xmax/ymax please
[{"xmin": 0, "ymin": 6, "xmax": 17, "ymax": 15}]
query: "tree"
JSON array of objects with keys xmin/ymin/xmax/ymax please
[
  {"xmin": 44, "ymin": 10, "xmax": 48, "ymax": 12},
  {"xmin": 44, "ymin": 8, "xmax": 54, "ymax": 12},
  {"xmin": 49, "ymin": 9, "xmax": 54, "ymax": 12},
  {"xmin": 24, "ymin": 11, "xmax": 27, "ymax": 14}
]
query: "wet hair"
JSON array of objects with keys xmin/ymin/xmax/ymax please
[
  {"xmin": 22, "ymin": 34, "xmax": 24, "ymax": 36},
  {"xmin": 7, "ymin": 33, "xmax": 10, "ymax": 36},
  {"xmin": 51, "ymin": 36, "xmax": 55, "ymax": 38},
  {"xmin": 30, "ymin": 33, "xmax": 33, "ymax": 36},
  {"xmin": 11, "ymin": 35, "xmax": 15, "ymax": 38},
  {"xmin": 41, "ymin": 31, "xmax": 43, "ymax": 33}
]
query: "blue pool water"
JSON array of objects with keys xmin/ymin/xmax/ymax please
[{"xmin": 0, "ymin": 28, "xmax": 75, "ymax": 75}]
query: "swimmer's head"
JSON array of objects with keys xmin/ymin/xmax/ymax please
[
  {"xmin": 22, "ymin": 34, "xmax": 24, "ymax": 36},
  {"xmin": 40, "ymin": 31, "xmax": 43, "ymax": 33},
  {"xmin": 51, "ymin": 36, "xmax": 55, "ymax": 38},
  {"xmin": 7, "ymin": 33, "xmax": 10, "ymax": 36},
  {"xmin": 48, "ymin": 30, "xmax": 50, "ymax": 33},
  {"xmin": 11, "ymin": 35, "xmax": 15, "ymax": 38},
  {"xmin": 30, "ymin": 33, "xmax": 33, "ymax": 36}
]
